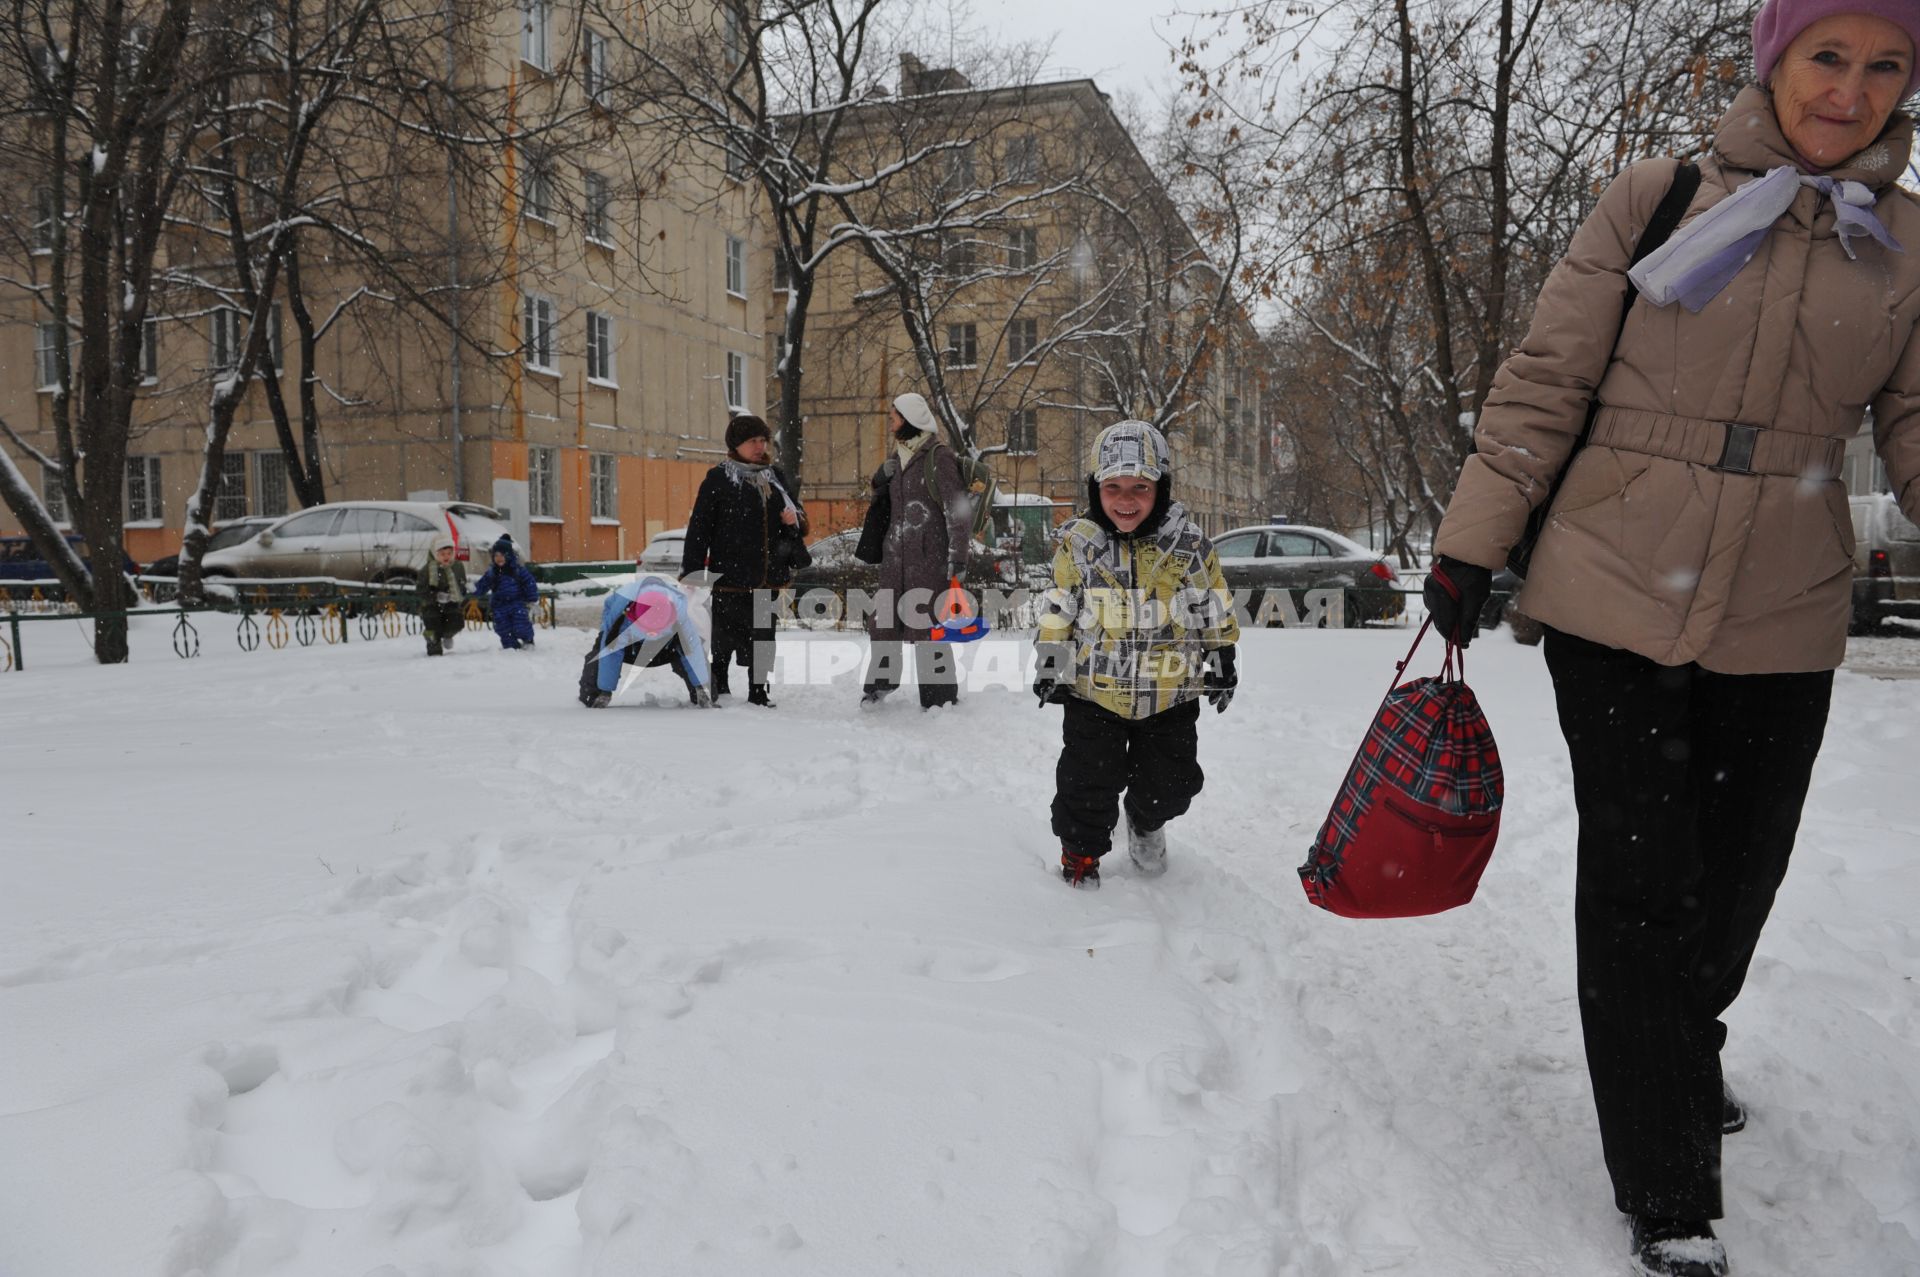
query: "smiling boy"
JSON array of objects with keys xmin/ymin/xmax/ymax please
[{"xmin": 1033, "ymin": 421, "xmax": 1240, "ymax": 889}]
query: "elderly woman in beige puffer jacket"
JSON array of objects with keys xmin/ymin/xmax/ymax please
[{"xmin": 1422, "ymin": 4, "xmax": 1920, "ymax": 1275}]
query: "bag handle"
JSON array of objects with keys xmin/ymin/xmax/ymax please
[{"xmin": 1385, "ymin": 618, "xmax": 1464, "ymax": 702}]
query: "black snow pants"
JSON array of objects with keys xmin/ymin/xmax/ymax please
[
  {"xmin": 1051, "ymin": 696, "xmax": 1203, "ymax": 857},
  {"xmin": 422, "ymin": 600, "xmax": 464, "ymax": 654},
  {"xmin": 709, "ymin": 590, "xmax": 775, "ymax": 696},
  {"xmin": 1543, "ymin": 627, "xmax": 1833, "ymax": 1220}
]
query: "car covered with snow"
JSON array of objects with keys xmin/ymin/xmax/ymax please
[{"xmin": 1850, "ymin": 492, "xmax": 1920, "ymax": 634}]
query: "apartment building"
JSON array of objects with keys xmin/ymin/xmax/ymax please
[
  {"xmin": 0, "ymin": 0, "xmax": 773, "ymax": 565},
  {"xmin": 776, "ymin": 56, "xmax": 1270, "ymax": 536}
]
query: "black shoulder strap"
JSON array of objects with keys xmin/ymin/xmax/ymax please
[{"xmin": 1620, "ymin": 159, "xmax": 1700, "ymax": 313}]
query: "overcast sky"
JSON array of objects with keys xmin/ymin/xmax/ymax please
[{"xmin": 966, "ymin": 0, "xmax": 1202, "ymax": 106}]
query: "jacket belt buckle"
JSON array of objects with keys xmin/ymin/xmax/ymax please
[{"xmin": 1713, "ymin": 423, "xmax": 1759, "ymax": 475}]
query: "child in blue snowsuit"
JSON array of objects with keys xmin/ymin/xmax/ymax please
[{"xmin": 473, "ymin": 535, "xmax": 539, "ymax": 649}]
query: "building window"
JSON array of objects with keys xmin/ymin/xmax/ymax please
[
  {"xmin": 725, "ymin": 234, "xmax": 746, "ymax": 297},
  {"xmin": 266, "ymin": 305, "xmax": 283, "ymax": 374},
  {"xmin": 583, "ymin": 170, "xmax": 612, "ymax": 244},
  {"xmin": 586, "ymin": 310, "xmax": 615, "ymax": 384},
  {"xmin": 522, "ymin": 293, "xmax": 555, "ymax": 371},
  {"xmin": 774, "ymin": 332, "xmax": 789, "ymax": 378},
  {"xmin": 141, "ymin": 317, "xmax": 159, "ymax": 383},
  {"xmin": 528, "ymin": 444, "xmax": 558, "ymax": 518},
  {"xmin": 589, "ymin": 452, "xmax": 617, "ymax": 519},
  {"xmin": 254, "ymin": 450, "xmax": 289, "ymax": 518},
  {"xmin": 210, "ymin": 306, "xmax": 239, "ymax": 373},
  {"xmin": 35, "ymin": 322, "xmax": 65, "ymax": 390},
  {"xmin": 215, "ymin": 451, "xmax": 249, "ymax": 521},
  {"xmin": 1007, "ymin": 409, "xmax": 1037, "ymax": 455},
  {"xmin": 522, "ymin": 157, "xmax": 553, "ymax": 223},
  {"xmin": 724, "ymin": 136, "xmax": 749, "ymax": 180},
  {"xmin": 126, "ymin": 455, "xmax": 162, "ymax": 523},
  {"xmin": 42, "ymin": 466, "xmax": 66, "ymax": 524},
  {"xmin": 31, "ymin": 185, "xmax": 55, "ymax": 254},
  {"xmin": 725, "ymin": 351, "xmax": 748, "ymax": 412},
  {"xmin": 1005, "ymin": 133, "xmax": 1039, "ymax": 182},
  {"xmin": 940, "ymin": 232, "xmax": 975, "ymax": 274},
  {"xmin": 1007, "ymin": 227, "xmax": 1038, "ymax": 270},
  {"xmin": 944, "ymin": 144, "xmax": 975, "ymax": 192},
  {"xmin": 520, "ymin": 0, "xmax": 549, "ymax": 69},
  {"xmin": 583, "ymin": 28, "xmax": 609, "ymax": 105},
  {"xmin": 1008, "ymin": 317, "xmax": 1038, "ymax": 365},
  {"xmin": 945, "ymin": 322, "xmax": 977, "ymax": 368},
  {"xmin": 772, "ymin": 249, "xmax": 791, "ymax": 292},
  {"xmin": 721, "ymin": 3, "xmax": 745, "ymax": 69},
  {"xmin": 29, "ymin": 43, "xmax": 60, "ymax": 114}
]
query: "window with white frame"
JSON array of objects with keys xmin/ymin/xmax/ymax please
[
  {"xmin": 944, "ymin": 144, "xmax": 976, "ymax": 192},
  {"xmin": 210, "ymin": 306, "xmax": 239, "ymax": 373},
  {"xmin": 141, "ymin": 317, "xmax": 159, "ymax": 383},
  {"xmin": 942, "ymin": 232, "xmax": 975, "ymax": 274},
  {"xmin": 589, "ymin": 452, "xmax": 617, "ymax": 519},
  {"xmin": 1007, "ymin": 226, "xmax": 1039, "ymax": 270},
  {"xmin": 725, "ymin": 235, "xmax": 746, "ymax": 297},
  {"xmin": 126, "ymin": 455, "xmax": 163, "ymax": 523},
  {"xmin": 724, "ymin": 136, "xmax": 749, "ymax": 180},
  {"xmin": 1007, "ymin": 409, "xmax": 1037, "ymax": 455},
  {"xmin": 522, "ymin": 157, "xmax": 553, "ymax": 222},
  {"xmin": 583, "ymin": 170, "xmax": 612, "ymax": 244},
  {"xmin": 721, "ymin": 4, "xmax": 745, "ymax": 69},
  {"xmin": 522, "ymin": 293, "xmax": 556, "ymax": 371},
  {"xmin": 772, "ymin": 249, "xmax": 791, "ymax": 292},
  {"xmin": 266, "ymin": 305, "xmax": 283, "ymax": 374},
  {"xmin": 1008, "ymin": 317, "xmax": 1038, "ymax": 365},
  {"xmin": 945, "ymin": 322, "xmax": 977, "ymax": 368},
  {"xmin": 584, "ymin": 29, "xmax": 609, "ymax": 105},
  {"xmin": 520, "ymin": 0, "xmax": 549, "ymax": 69},
  {"xmin": 35, "ymin": 322, "xmax": 65, "ymax": 390},
  {"xmin": 725, "ymin": 352, "xmax": 748, "ymax": 412},
  {"xmin": 528, "ymin": 444, "xmax": 558, "ymax": 518},
  {"xmin": 253, "ymin": 450, "xmax": 289, "ymax": 518},
  {"xmin": 42, "ymin": 466, "xmax": 66, "ymax": 524},
  {"xmin": 215, "ymin": 451, "xmax": 249, "ymax": 521},
  {"xmin": 586, "ymin": 311, "xmax": 615, "ymax": 384},
  {"xmin": 1005, "ymin": 133, "xmax": 1039, "ymax": 183},
  {"xmin": 32, "ymin": 185, "xmax": 55, "ymax": 254}
]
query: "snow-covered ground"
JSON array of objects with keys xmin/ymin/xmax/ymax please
[{"xmin": 2, "ymin": 617, "xmax": 1916, "ymax": 1276}]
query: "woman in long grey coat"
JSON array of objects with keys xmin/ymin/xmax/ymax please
[{"xmin": 861, "ymin": 392, "xmax": 972, "ymax": 709}]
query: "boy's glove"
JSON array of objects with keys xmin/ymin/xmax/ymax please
[
  {"xmin": 1204, "ymin": 645, "xmax": 1238, "ymax": 714},
  {"xmin": 1424, "ymin": 556, "xmax": 1493, "ymax": 648},
  {"xmin": 1033, "ymin": 641, "xmax": 1072, "ymax": 707}
]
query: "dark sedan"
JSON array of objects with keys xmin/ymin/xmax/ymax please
[{"xmin": 1210, "ymin": 525, "xmax": 1406, "ymax": 627}]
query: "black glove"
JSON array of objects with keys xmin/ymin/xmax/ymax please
[
  {"xmin": 1203, "ymin": 644, "xmax": 1238, "ymax": 714},
  {"xmin": 1424, "ymin": 556, "xmax": 1493, "ymax": 648},
  {"xmin": 1033, "ymin": 641, "xmax": 1072, "ymax": 707}
]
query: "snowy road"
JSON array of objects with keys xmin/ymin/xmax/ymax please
[{"xmin": 1, "ymin": 621, "xmax": 1916, "ymax": 1276}]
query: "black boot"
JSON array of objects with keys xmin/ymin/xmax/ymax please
[
  {"xmin": 1628, "ymin": 1216, "xmax": 1727, "ymax": 1277},
  {"xmin": 747, "ymin": 684, "xmax": 775, "ymax": 708},
  {"xmin": 1721, "ymin": 1082, "xmax": 1746, "ymax": 1135},
  {"xmin": 1060, "ymin": 849, "xmax": 1101, "ymax": 890}
]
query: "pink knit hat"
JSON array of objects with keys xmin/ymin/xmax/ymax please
[{"xmin": 1754, "ymin": 0, "xmax": 1920, "ymax": 99}]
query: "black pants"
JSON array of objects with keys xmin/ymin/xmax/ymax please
[
  {"xmin": 865, "ymin": 639, "xmax": 959, "ymax": 708},
  {"xmin": 710, "ymin": 591, "xmax": 774, "ymax": 695},
  {"xmin": 1543, "ymin": 628, "xmax": 1832, "ymax": 1219},
  {"xmin": 1051, "ymin": 697, "xmax": 1204, "ymax": 856},
  {"xmin": 422, "ymin": 601, "xmax": 464, "ymax": 654}
]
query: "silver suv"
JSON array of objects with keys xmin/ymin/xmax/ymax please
[
  {"xmin": 1849, "ymin": 493, "xmax": 1920, "ymax": 634},
  {"xmin": 201, "ymin": 500, "xmax": 514, "ymax": 585}
]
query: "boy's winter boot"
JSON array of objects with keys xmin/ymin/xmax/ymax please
[
  {"xmin": 747, "ymin": 684, "xmax": 775, "ymax": 707},
  {"xmin": 1627, "ymin": 1216, "xmax": 1728, "ymax": 1277},
  {"xmin": 1060, "ymin": 848, "xmax": 1101, "ymax": 890},
  {"xmin": 1721, "ymin": 1082, "xmax": 1746, "ymax": 1134},
  {"xmin": 859, "ymin": 682, "xmax": 896, "ymax": 706},
  {"xmin": 582, "ymin": 690, "xmax": 612, "ymax": 709},
  {"xmin": 1124, "ymin": 810, "xmax": 1167, "ymax": 877},
  {"xmin": 426, "ymin": 639, "xmax": 443, "ymax": 656}
]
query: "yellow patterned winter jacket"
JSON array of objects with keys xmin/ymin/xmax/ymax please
[{"xmin": 1037, "ymin": 502, "xmax": 1239, "ymax": 720}]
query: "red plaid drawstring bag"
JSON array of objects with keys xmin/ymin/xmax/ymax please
[{"xmin": 1298, "ymin": 621, "xmax": 1503, "ymax": 918}]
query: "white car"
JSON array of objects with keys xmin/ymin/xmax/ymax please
[
  {"xmin": 201, "ymin": 500, "xmax": 515, "ymax": 585},
  {"xmin": 637, "ymin": 528, "xmax": 687, "ymax": 574}
]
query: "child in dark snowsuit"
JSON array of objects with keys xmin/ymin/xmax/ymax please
[
  {"xmin": 416, "ymin": 535, "xmax": 468, "ymax": 656},
  {"xmin": 473, "ymin": 535, "xmax": 540, "ymax": 649},
  {"xmin": 576, "ymin": 573, "xmax": 715, "ymax": 708},
  {"xmin": 1033, "ymin": 420, "xmax": 1240, "ymax": 889}
]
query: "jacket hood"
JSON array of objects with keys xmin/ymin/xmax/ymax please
[
  {"xmin": 490, "ymin": 535, "xmax": 521, "ymax": 567},
  {"xmin": 1084, "ymin": 473, "xmax": 1173, "ymax": 539},
  {"xmin": 1715, "ymin": 83, "xmax": 1915, "ymax": 189}
]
